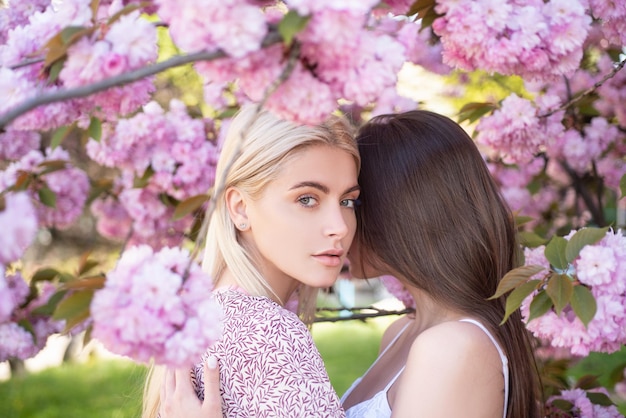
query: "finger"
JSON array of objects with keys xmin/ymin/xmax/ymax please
[
  {"xmin": 174, "ymin": 367, "xmax": 193, "ymax": 395},
  {"xmin": 202, "ymin": 356, "xmax": 222, "ymax": 415},
  {"xmin": 161, "ymin": 368, "xmax": 175, "ymax": 416},
  {"xmin": 163, "ymin": 368, "xmax": 175, "ymax": 399}
]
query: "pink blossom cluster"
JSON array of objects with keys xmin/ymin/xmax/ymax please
[
  {"xmin": 91, "ymin": 184, "xmax": 193, "ymax": 250},
  {"xmin": 0, "ymin": 147, "xmax": 89, "ymax": 230},
  {"xmin": 87, "ymin": 100, "xmax": 218, "ymax": 200},
  {"xmin": 545, "ymin": 117, "xmax": 623, "ymax": 175},
  {"xmin": 476, "ymin": 93, "xmax": 565, "ymax": 163},
  {"xmin": 191, "ymin": 1, "xmax": 414, "ymax": 124},
  {"xmin": 546, "ymin": 388, "xmax": 623, "ymax": 418},
  {"xmin": 118, "ymin": 186, "xmax": 194, "ymax": 249},
  {"xmin": 0, "ymin": 128, "xmax": 41, "ymax": 160},
  {"xmin": 432, "ymin": 0, "xmax": 591, "ymax": 81},
  {"xmin": 58, "ymin": 7, "xmax": 157, "ymax": 121},
  {"xmin": 522, "ymin": 229, "xmax": 626, "ymax": 356},
  {"xmin": 86, "ymin": 100, "xmax": 218, "ymax": 248},
  {"xmin": 0, "ymin": 270, "xmax": 65, "ymax": 362},
  {"xmin": 588, "ymin": 0, "xmax": 626, "ymax": 46},
  {"xmin": 91, "ymin": 245, "xmax": 223, "ymax": 367},
  {"xmin": 0, "ymin": 192, "xmax": 38, "ymax": 265},
  {"xmin": 380, "ymin": 275, "xmax": 416, "ymax": 310},
  {"xmin": 0, "ymin": 0, "xmax": 51, "ymax": 44},
  {"xmin": 0, "ymin": 0, "xmax": 156, "ymax": 131},
  {"xmin": 156, "ymin": 0, "xmax": 267, "ymax": 59}
]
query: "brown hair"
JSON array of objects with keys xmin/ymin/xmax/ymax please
[{"xmin": 354, "ymin": 110, "xmax": 542, "ymax": 418}]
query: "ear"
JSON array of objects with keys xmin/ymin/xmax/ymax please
[{"xmin": 225, "ymin": 187, "xmax": 249, "ymax": 231}]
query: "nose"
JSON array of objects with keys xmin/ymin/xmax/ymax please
[{"xmin": 323, "ymin": 203, "xmax": 351, "ymax": 239}]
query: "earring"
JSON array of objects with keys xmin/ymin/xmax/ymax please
[{"xmin": 238, "ymin": 223, "xmax": 247, "ymax": 230}]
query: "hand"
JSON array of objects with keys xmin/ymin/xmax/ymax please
[{"xmin": 160, "ymin": 356, "xmax": 222, "ymax": 418}]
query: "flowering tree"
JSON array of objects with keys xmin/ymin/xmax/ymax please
[{"xmin": 1, "ymin": 0, "xmax": 625, "ymax": 415}]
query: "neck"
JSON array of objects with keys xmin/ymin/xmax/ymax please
[
  {"xmin": 217, "ymin": 268, "xmax": 296, "ymax": 306},
  {"xmin": 405, "ymin": 285, "xmax": 465, "ymax": 332}
]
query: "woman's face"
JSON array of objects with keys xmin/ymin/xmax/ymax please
[{"xmin": 243, "ymin": 144, "xmax": 360, "ymax": 301}]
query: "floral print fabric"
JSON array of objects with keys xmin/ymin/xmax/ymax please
[{"xmin": 192, "ymin": 289, "xmax": 345, "ymax": 417}]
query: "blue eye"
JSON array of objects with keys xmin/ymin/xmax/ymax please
[
  {"xmin": 341, "ymin": 198, "xmax": 360, "ymax": 209},
  {"xmin": 298, "ymin": 196, "xmax": 317, "ymax": 207}
]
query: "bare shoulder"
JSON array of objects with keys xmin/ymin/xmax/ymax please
[
  {"xmin": 414, "ymin": 320, "xmax": 499, "ymax": 354},
  {"xmin": 391, "ymin": 320, "xmax": 506, "ymax": 418},
  {"xmin": 408, "ymin": 320, "xmax": 503, "ymax": 372}
]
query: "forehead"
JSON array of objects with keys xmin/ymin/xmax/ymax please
[{"xmin": 272, "ymin": 144, "xmax": 358, "ymax": 187}]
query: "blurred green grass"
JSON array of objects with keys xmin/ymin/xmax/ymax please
[{"xmin": 0, "ymin": 359, "xmax": 147, "ymax": 418}]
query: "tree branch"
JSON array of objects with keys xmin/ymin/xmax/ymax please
[
  {"xmin": 539, "ymin": 57, "xmax": 626, "ymax": 118},
  {"xmin": 0, "ymin": 30, "xmax": 283, "ymax": 129},
  {"xmin": 314, "ymin": 306, "xmax": 414, "ymax": 323}
]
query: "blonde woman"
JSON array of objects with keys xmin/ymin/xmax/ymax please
[{"xmin": 145, "ymin": 104, "xmax": 360, "ymax": 418}]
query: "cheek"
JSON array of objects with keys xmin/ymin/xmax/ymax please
[{"xmin": 345, "ymin": 212, "xmax": 357, "ymax": 240}]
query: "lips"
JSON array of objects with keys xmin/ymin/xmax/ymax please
[{"xmin": 312, "ymin": 249, "xmax": 344, "ymax": 267}]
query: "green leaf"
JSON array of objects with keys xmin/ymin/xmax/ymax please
[
  {"xmin": 550, "ymin": 399, "xmax": 574, "ymax": 411},
  {"xmin": 60, "ymin": 26, "xmax": 88, "ymax": 44},
  {"xmin": 408, "ymin": 0, "xmax": 436, "ymax": 17},
  {"xmin": 620, "ymin": 173, "xmax": 626, "ymax": 200},
  {"xmin": 83, "ymin": 323, "xmax": 93, "ymax": 346},
  {"xmin": 37, "ymin": 159, "xmax": 69, "ymax": 176},
  {"xmin": 31, "ymin": 290, "xmax": 68, "ymax": 316},
  {"xmin": 38, "ymin": 186, "xmax": 57, "ymax": 208},
  {"xmin": 457, "ymin": 102, "xmax": 497, "ymax": 124},
  {"xmin": 489, "ymin": 265, "xmax": 545, "ymax": 300},
  {"xmin": 31, "ymin": 268, "xmax": 60, "ymax": 283},
  {"xmin": 172, "ymin": 194, "xmax": 209, "ymax": 221},
  {"xmin": 544, "ymin": 236, "xmax": 568, "ymax": 271},
  {"xmin": 571, "ymin": 285, "xmax": 597, "ymax": 327},
  {"xmin": 526, "ymin": 290, "xmax": 553, "ymax": 324},
  {"xmin": 608, "ymin": 364, "xmax": 626, "ymax": 386},
  {"xmin": 500, "ymin": 279, "xmax": 541, "ymax": 325},
  {"xmin": 77, "ymin": 260, "xmax": 99, "ymax": 276},
  {"xmin": 17, "ymin": 319, "xmax": 37, "ymax": 341},
  {"xmin": 12, "ymin": 171, "xmax": 32, "ymax": 190},
  {"xmin": 133, "ymin": 166, "xmax": 154, "ymax": 188},
  {"xmin": 278, "ymin": 10, "xmax": 310, "ymax": 47},
  {"xmin": 514, "ymin": 215, "xmax": 534, "ymax": 227},
  {"xmin": 518, "ymin": 231, "xmax": 547, "ymax": 248},
  {"xmin": 575, "ymin": 374, "xmax": 600, "ymax": 390},
  {"xmin": 565, "ymin": 227, "xmax": 609, "ymax": 263},
  {"xmin": 546, "ymin": 274, "xmax": 573, "ymax": 315},
  {"xmin": 87, "ymin": 117, "xmax": 102, "ymax": 142},
  {"xmin": 52, "ymin": 290, "xmax": 94, "ymax": 322},
  {"xmin": 47, "ymin": 58, "xmax": 66, "ymax": 84},
  {"xmin": 50, "ymin": 125, "xmax": 72, "ymax": 149},
  {"xmin": 586, "ymin": 391, "xmax": 615, "ymax": 407}
]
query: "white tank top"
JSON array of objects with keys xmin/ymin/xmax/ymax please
[{"xmin": 341, "ymin": 319, "xmax": 509, "ymax": 418}]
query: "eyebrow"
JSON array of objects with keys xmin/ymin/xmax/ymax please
[{"xmin": 290, "ymin": 181, "xmax": 360, "ymax": 195}]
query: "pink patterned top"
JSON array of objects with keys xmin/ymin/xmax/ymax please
[{"xmin": 192, "ymin": 289, "xmax": 345, "ymax": 418}]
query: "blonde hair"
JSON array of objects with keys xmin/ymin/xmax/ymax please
[
  {"xmin": 202, "ymin": 104, "xmax": 358, "ymax": 318},
  {"xmin": 142, "ymin": 105, "xmax": 358, "ymax": 418}
]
